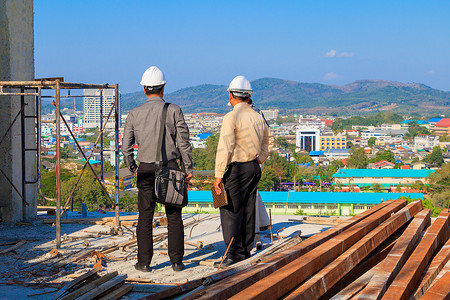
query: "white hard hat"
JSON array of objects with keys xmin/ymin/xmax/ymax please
[
  {"xmin": 227, "ymin": 75, "xmax": 253, "ymax": 96},
  {"xmin": 140, "ymin": 66, "xmax": 167, "ymax": 87}
]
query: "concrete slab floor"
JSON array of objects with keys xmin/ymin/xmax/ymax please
[{"xmin": 0, "ymin": 213, "xmax": 333, "ymax": 299}]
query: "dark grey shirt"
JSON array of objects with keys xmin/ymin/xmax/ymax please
[{"xmin": 122, "ymin": 96, "xmax": 193, "ymax": 173}]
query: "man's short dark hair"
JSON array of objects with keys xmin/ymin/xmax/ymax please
[
  {"xmin": 144, "ymin": 85, "xmax": 163, "ymax": 95},
  {"xmin": 231, "ymin": 91, "xmax": 250, "ymax": 102}
]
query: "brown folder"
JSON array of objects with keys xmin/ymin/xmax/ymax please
[{"xmin": 212, "ymin": 182, "xmax": 228, "ymax": 208}]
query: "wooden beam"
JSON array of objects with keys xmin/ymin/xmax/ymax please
[
  {"xmin": 412, "ymin": 237, "xmax": 450, "ymax": 299},
  {"xmin": 382, "ymin": 210, "xmax": 450, "ymax": 300},
  {"xmin": 60, "ymin": 271, "xmax": 118, "ymax": 300},
  {"xmin": 0, "ymin": 240, "xmax": 26, "ymax": 254},
  {"xmin": 53, "ymin": 267, "xmax": 99, "ymax": 299},
  {"xmin": 420, "ymin": 265, "xmax": 450, "ymax": 300},
  {"xmin": 183, "ymin": 200, "xmax": 397, "ymax": 300},
  {"xmin": 75, "ymin": 275, "xmax": 126, "ymax": 300},
  {"xmin": 283, "ymin": 201, "xmax": 423, "ymax": 299},
  {"xmin": 97, "ymin": 284, "xmax": 132, "ymax": 300},
  {"xmin": 358, "ymin": 208, "xmax": 430, "ymax": 299}
]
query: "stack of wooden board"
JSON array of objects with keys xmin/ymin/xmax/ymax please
[{"xmin": 145, "ymin": 200, "xmax": 450, "ymax": 299}]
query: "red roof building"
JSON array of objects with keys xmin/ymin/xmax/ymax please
[{"xmin": 433, "ymin": 118, "xmax": 450, "ymax": 136}]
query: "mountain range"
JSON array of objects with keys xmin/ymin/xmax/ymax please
[
  {"xmin": 46, "ymin": 79, "xmax": 450, "ymax": 116},
  {"xmin": 121, "ymin": 78, "xmax": 450, "ymax": 115}
]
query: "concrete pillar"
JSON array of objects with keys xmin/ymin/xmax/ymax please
[{"xmin": 0, "ymin": 0, "xmax": 35, "ymax": 222}]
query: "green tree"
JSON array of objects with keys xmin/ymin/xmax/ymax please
[
  {"xmin": 423, "ymin": 146, "xmax": 444, "ymax": 167},
  {"xmin": 370, "ymin": 150, "xmax": 396, "ymax": 164},
  {"xmin": 367, "ymin": 137, "xmax": 377, "ymax": 147},
  {"xmin": 40, "ymin": 168, "xmax": 76, "ymax": 199},
  {"xmin": 61, "ymin": 171, "xmax": 111, "ymax": 210},
  {"xmin": 371, "ymin": 183, "xmax": 382, "ymax": 192},
  {"xmin": 192, "ymin": 134, "xmax": 219, "ymax": 170},
  {"xmin": 347, "ymin": 147, "xmax": 369, "ymax": 169},
  {"xmin": 403, "ymin": 123, "xmax": 430, "ymax": 140}
]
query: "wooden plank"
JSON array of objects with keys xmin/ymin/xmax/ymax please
[
  {"xmin": 76, "ymin": 275, "xmax": 126, "ymax": 300},
  {"xmin": 420, "ymin": 269, "xmax": 450, "ymax": 300},
  {"xmin": 412, "ymin": 236, "xmax": 450, "ymax": 299},
  {"xmin": 53, "ymin": 267, "xmax": 99, "ymax": 299},
  {"xmin": 97, "ymin": 284, "xmax": 132, "ymax": 300},
  {"xmin": 358, "ymin": 208, "xmax": 431, "ymax": 300},
  {"xmin": 382, "ymin": 210, "xmax": 450, "ymax": 300},
  {"xmin": 330, "ymin": 265, "xmax": 380, "ymax": 300},
  {"xmin": 140, "ymin": 279, "xmax": 202, "ymax": 300},
  {"xmin": 183, "ymin": 200, "xmax": 398, "ymax": 300},
  {"xmin": 0, "ymin": 240, "xmax": 26, "ymax": 254},
  {"xmin": 283, "ymin": 201, "xmax": 423, "ymax": 300},
  {"xmin": 60, "ymin": 272, "xmax": 118, "ymax": 300},
  {"xmin": 323, "ymin": 233, "xmax": 399, "ymax": 299}
]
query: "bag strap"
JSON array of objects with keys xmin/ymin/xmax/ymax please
[{"xmin": 155, "ymin": 103, "xmax": 170, "ymax": 162}]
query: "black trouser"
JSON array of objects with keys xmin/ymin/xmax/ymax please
[
  {"xmin": 136, "ymin": 161, "xmax": 184, "ymax": 266},
  {"xmin": 220, "ymin": 159, "xmax": 261, "ymax": 261}
]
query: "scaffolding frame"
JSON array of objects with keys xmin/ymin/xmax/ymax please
[{"xmin": 0, "ymin": 79, "xmax": 120, "ymax": 249}]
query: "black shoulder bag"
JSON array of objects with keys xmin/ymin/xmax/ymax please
[{"xmin": 154, "ymin": 103, "xmax": 189, "ymax": 207}]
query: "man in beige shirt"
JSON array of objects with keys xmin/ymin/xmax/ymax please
[{"xmin": 214, "ymin": 75, "xmax": 273, "ymax": 266}]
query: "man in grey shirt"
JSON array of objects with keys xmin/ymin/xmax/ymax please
[{"xmin": 122, "ymin": 66, "xmax": 193, "ymax": 272}]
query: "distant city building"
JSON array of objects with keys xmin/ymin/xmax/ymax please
[
  {"xmin": 261, "ymin": 109, "xmax": 279, "ymax": 120},
  {"xmin": 319, "ymin": 135, "xmax": 347, "ymax": 150},
  {"xmin": 432, "ymin": 118, "xmax": 450, "ymax": 136},
  {"xmin": 332, "ymin": 169, "xmax": 435, "ymax": 190},
  {"xmin": 83, "ymin": 89, "xmax": 121, "ymax": 130},
  {"xmin": 296, "ymin": 127, "xmax": 320, "ymax": 152},
  {"xmin": 414, "ymin": 135, "xmax": 440, "ymax": 150},
  {"xmin": 299, "ymin": 118, "xmax": 326, "ymax": 128},
  {"xmin": 361, "ymin": 128, "xmax": 407, "ymax": 139}
]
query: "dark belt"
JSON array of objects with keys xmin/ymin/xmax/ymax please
[
  {"xmin": 227, "ymin": 158, "xmax": 258, "ymax": 168},
  {"xmin": 141, "ymin": 159, "xmax": 178, "ymax": 167}
]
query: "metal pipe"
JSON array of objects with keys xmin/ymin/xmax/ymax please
[
  {"xmin": 21, "ymin": 89, "xmax": 26, "ymax": 221},
  {"xmin": 55, "ymin": 80, "xmax": 61, "ymax": 249},
  {"xmin": 100, "ymin": 90, "xmax": 103, "ymax": 181},
  {"xmin": 114, "ymin": 85, "xmax": 120, "ymax": 227},
  {"xmin": 60, "ymin": 101, "xmax": 116, "ymax": 212}
]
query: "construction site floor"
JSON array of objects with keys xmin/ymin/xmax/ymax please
[{"xmin": 0, "ymin": 212, "xmax": 333, "ymax": 299}]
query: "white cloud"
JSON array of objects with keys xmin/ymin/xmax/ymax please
[
  {"xmin": 425, "ymin": 70, "xmax": 435, "ymax": 75},
  {"xmin": 338, "ymin": 51, "xmax": 355, "ymax": 58},
  {"xmin": 324, "ymin": 72, "xmax": 341, "ymax": 80},
  {"xmin": 325, "ymin": 49, "xmax": 355, "ymax": 58},
  {"xmin": 325, "ymin": 49, "xmax": 337, "ymax": 57}
]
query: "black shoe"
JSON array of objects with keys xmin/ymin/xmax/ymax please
[
  {"xmin": 135, "ymin": 263, "xmax": 151, "ymax": 272},
  {"xmin": 172, "ymin": 262, "xmax": 185, "ymax": 272},
  {"xmin": 218, "ymin": 257, "xmax": 238, "ymax": 268}
]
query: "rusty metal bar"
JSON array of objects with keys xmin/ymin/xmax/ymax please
[
  {"xmin": 0, "ymin": 103, "xmax": 27, "ymax": 147},
  {"xmin": 60, "ymin": 101, "xmax": 116, "ymax": 212},
  {"xmin": 359, "ymin": 208, "xmax": 431, "ymax": 300},
  {"xmin": 21, "ymin": 88, "xmax": 26, "ymax": 220},
  {"xmin": 282, "ymin": 201, "xmax": 423, "ymax": 299},
  {"xmin": 59, "ymin": 113, "xmax": 115, "ymax": 207},
  {"xmin": 382, "ymin": 210, "xmax": 450, "ymax": 300},
  {"xmin": 114, "ymin": 84, "xmax": 120, "ymax": 227},
  {"xmin": 55, "ymin": 80, "xmax": 61, "ymax": 249},
  {"xmin": 0, "ymin": 167, "xmax": 28, "ymax": 205},
  {"xmin": 412, "ymin": 233, "xmax": 450, "ymax": 299},
  {"xmin": 184, "ymin": 200, "xmax": 397, "ymax": 299},
  {"xmin": 227, "ymin": 200, "xmax": 407, "ymax": 300}
]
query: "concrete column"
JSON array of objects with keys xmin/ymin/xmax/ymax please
[{"xmin": 0, "ymin": 0, "xmax": 35, "ymax": 222}]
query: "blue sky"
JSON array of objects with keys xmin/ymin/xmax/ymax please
[{"xmin": 35, "ymin": 1, "xmax": 450, "ymax": 93}]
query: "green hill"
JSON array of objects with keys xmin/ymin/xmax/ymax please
[{"xmin": 60, "ymin": 78, "xmax": 450, "ymax": 115}]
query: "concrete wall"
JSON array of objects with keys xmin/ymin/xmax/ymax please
[{"xmin": 0, "ymin": 0, "xmax": 36, "ymax": 222}]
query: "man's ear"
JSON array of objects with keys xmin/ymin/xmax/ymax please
[
  {"xmin": 161, "ymin": 86, "xmax": 165, "ymax": 97},
  {"xmin": 143, "ymin": 87, "xmax": 146, "ymax": 95}
]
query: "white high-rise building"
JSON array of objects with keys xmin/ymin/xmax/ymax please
[
  {"xmin": 83, "ymin": 89, "xmax": 121, "ymax": 129},
  {"xmin": 296, "ymin": 127, "xmax": 321, "ymax": 152}
]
